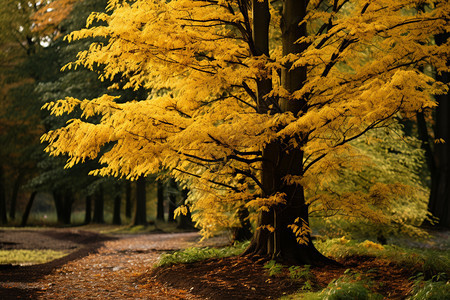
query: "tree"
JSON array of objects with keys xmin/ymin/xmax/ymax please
[
  {"xmin": 428, "ymin": 31, "xmax": 450, "ymax": 228},
  {"xmin": 43, "ymin": 0, "xmax": 449, "ymax": 264}
]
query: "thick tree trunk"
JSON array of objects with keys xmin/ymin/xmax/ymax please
[
  {"xmin": 0, "ymin": 163, "xmax": 7, "ymax": 225},
  {"xmin": 244, "ymin": 0, "xmax": 332, "ymax": 265},
  {"xmin": 428, "ymin": 32, "xmax": 450, "ymax": 228},
  {"xmin": 20, "ymin": 191, "xmax": 37, "ymax": 226},
  {"xmin": 134, "ymin": 176, "xmax": 147, "ymax": 225},
  {"xmin": 157, "ymin": 180, "xmax": 165, "ymax": 221},
  {"xmin": 9, "ymin": 172, "xmax": 24, "ymax": 220}
]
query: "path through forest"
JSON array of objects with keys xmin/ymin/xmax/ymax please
[{"xmin": 0, "ymin": 230, "xmax": 227, "ymax": 299}]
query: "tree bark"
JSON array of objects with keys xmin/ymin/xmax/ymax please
[
  {"xmin": 428, "ymin": 31, "xmax": 450, "ymax": 228},
  {"xmin": 157, "ymin": 180, "xmax": 165, "ymax": 221},
  {"xmin": 134, "ymin": 176, "xmax": 147, "ymax": 225},
  {"xmin": 113, "ymin": 194, "xmax": 122, "ymax": 225},
  {"xmin": 93, "ymin": 186, "xmax": 104, "ymax": 224},
  {"xmin": 9, "ymin": 172, "xmax": 24, "ymax": 220},
  {"xmin": 0, "ymin": 163, "xmax": 7, "ymax": 225},
  {"xmin": 84, "ymin": 195, "xmax": 92, "ymax": 224},
  {"xmin": 125, "ymin": 180, "xmax": 132, "ymax": 219},
  {"xmin": 178, "ymin": 188, "xmax": 194, "ymax": 229},
  {"xmin": 244, "ymin": 0, "xmax": 332, "ymax": 265},
  {"xmin": 20, "ymin": 191, "xmax": 37, "ymax": 226},
  {"xmin": 168, "ymin": 178, "xmax": 177, "ymax": 222}
]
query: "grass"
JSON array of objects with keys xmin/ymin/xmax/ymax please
[
  {"xmin": 408, "ymin": 273, "xmax": 450, "ymax": 300},
  {"xmin": 156, "ymin": 241, "xmax": 249, "ymax": 267},
  {"xmin": 0, "ymin": 249, "xmax": 69, "ymax": 266},
  {"xmin": 314, "ymin": 238, "xmax": 450, "ymax": 277}
]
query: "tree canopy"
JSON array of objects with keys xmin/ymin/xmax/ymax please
[{"xmin": 42, "ymin": 0, "xmax": 449, "ymax": 263}]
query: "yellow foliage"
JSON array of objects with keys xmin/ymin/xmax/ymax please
[
  {"xmin": 41, "ymin": 0, "xmax": 449, "ymax": 239},
  {"xmin": 360, "ymin": 240, "xmax": 385, "ymax": 251}
]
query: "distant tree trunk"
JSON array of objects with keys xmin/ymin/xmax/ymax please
[
  {"xmin": 53, "ymin": 191, "xmax": 63, "ymax": 223},
  {"xmin": 125, "ymin": 180, "xmax": 132, "ymax": 219},
  {"xmin": 244, "ymin": 0, "xmax": 332, "ymax": 265},
  {"xmin": 157, "ymin": 180, "xmax": 165, "ymax": 221},
  {"xmin": 232, "ymin": 207, "xmax": 253, "ymax": 242},
  {"xmin": 428, "ymin": 32, "xmax": 450, "ymax": 228},
  {"xmin": 53, "ymin": 190, "xmax": 73, "ymax": 225},
  {"xmin": 113, "ymin": 193, "xmax": 121, "ymax": 225},
  {"xmin": 416, "ymin": 111, "xmax": 435, "ymax": 179},
  {"xmin": 84, "ymin": 195, "xmax": 92, "ymax": 224},
  {"xmin": 61, "ymin": 191, "xmax": 73, "ymax": 225},
  {"xmin": 20, "ymin": 191, "xmax": 37, "ymax": 226},
  {"xmin": 134, "ymin": 177, "xmax": 147, "ymax": 225},
  {"xmin": 168, "ymin": 178, "xmax": 177, "ymax": 222},
  {"xmin": 9, "ymin": 172, "xmax": 24, "ymax": 220},
  {"xmin": 93, "ymin": 186, "xmax": 105, "ymax": 224},
  {"xmin": 0, "ymin": 163, "xmax": 7, "ymax": 225},
  {"xmin": 178, "ymin": 188, "xmax": 194, "ymax": 229}
]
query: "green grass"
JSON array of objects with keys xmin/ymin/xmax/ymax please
[
  {"xmin": 0, "ymin": 249, "xmax": 69, "ymax": 265},
  {"xmin": 156, "ymin": 241, "xmax": 249, "ymax": 267}
]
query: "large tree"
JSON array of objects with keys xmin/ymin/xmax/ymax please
[{"xmin": 43, "ymin": 0, "xmax": 449, "ymax": 264}]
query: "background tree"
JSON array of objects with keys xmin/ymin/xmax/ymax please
[{"xmin": 42, "ymin": 0, "xmax": 449, "ymax": 264}]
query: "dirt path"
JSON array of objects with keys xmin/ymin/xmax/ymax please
[{"xmin": 0, "ymin": 230, "xmax": 226, "ymax": 300}]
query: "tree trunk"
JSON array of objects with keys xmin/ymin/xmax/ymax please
[
  {"xmin": 134, "ymin": 176, "xmax": 147, "ymax": 225},
  {"xmin": 84, "ymin": 195, "xmax": 92, "ymax": 224},
  {"xmin": 178, "ymin": 188, "xmax": 194, "ymax": 229},
  {"xmin": 9, "ymin": 172, "xmax": 24, "ymax": 220},
  {"xmin": 156, "ymin": 180, "xmax": 165, "ymax": 221},
  {"xmin": 244, "ymin": 0, "xmax": 332, "ymax": 265},
  {"xmin": 0, "ymin": 163, "xmax": 7, "ymax": 225},
  {"xmin": 21, "ymin": 191, "xmax": 37, "ymax": 226},
  {"xmin": 53, "ymin": 191, "xmax": 64, "ymax": 223},
  {"xmin": 232, "ymin": 206, "xmax": 253, "ymax": 242},
  {"xmin": 125, "ymin": 180, "xmax": 132, "ymax": 219},
  {"xmin": 428, "ymin": 32, "xmax": 450, "ymax": 228},
  {"xmin": 168, "ymin": 178, "xmax": 177, "ymax": 222},
  {"xmin": 93, "ymin": 186, "xmax": 104, "ymax": 224},
  {"xmin": 61, "ymin": 191, "xmax": 73, "ymax": 225},
  {"xmin": 113, "ymin": 194, "xmax": 122, "ymax": 225}
]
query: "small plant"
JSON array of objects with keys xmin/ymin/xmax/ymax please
[
  {"xmin": 263, "ymin": 260, "xmax": 285, "ymax": 277},
  {"xmin": 289, "ymin": 265, "xmax": 313, "ymax": 290},
  {"xmin": 409, "ymin": 273, "xmax": 450, "ymax": 300},
  {"xmin": 319, "ymin": 270, "xmax": 382, "ymax": 300}
]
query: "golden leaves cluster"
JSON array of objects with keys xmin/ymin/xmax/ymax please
[{"xmin": 41, "ymin": 0, "xmax": 449, "ymax": 237}]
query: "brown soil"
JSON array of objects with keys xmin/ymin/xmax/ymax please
[{"xmin": 0, "ymin": 229, "xmax": 417, "ymax": 299}]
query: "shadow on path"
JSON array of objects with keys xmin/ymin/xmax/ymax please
[{"xmin": 0, "ymin": 230, "xmax": 115, "ymax": 299}]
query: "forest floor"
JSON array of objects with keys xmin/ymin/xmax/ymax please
[{"xmin": 0, "ymin": 228, "xmax": 431, "ymax": 299}]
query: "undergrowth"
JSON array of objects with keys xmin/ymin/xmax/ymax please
[
  {"xmin": 156, "ymin": 241, "xmax": 249, "ymax": 267},
  {"xmin": 409, "ymin": 273, "xmax": 450, "ymax": 300},
  {"xmin": 315, "ymin": 238, "xmax": 449, "ymax": 277}
]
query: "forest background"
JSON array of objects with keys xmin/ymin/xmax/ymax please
[{"xmin": 0, "ymin": 0, "xmax": 449, "ymax": 262}]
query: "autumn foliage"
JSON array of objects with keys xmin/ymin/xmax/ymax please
[{"xmin": 42, "ymin": 0, "xmax": 449, "ymax": 262}]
